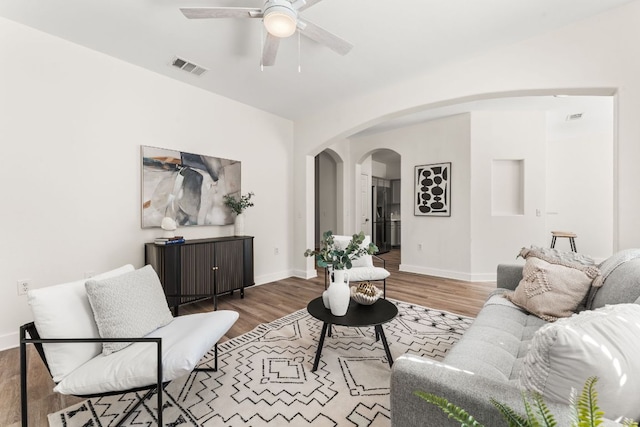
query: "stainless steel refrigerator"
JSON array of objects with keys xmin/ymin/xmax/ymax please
[{"xmin": 372, "ymin": 182, "xmax": 391, "ymax": 253}]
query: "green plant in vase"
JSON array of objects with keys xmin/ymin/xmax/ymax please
[
  {"xmin": 223, "ymin": 192, "xmax": 254, "ymax": 236},
  {"xmin": 304, "ymin": 230, "xmax": 378, "ymax": 270},
  {"xmin": 304, "ymin": 230, "xmax": 379, "ymax": 316},
  {"xmin": 223, "ymin": 191, "xmax": 254, "ymax": 215}
]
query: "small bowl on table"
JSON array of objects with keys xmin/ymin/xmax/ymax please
[{"xmin": 350, "ymin": 282, "xmax": 383, "ymax": 305}]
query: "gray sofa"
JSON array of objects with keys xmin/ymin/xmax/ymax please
[{"xmin": 390, "ymin": 258, "xmax": 640, "ymax": 427}]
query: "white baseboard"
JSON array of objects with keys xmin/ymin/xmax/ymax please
[
  {"xmin": 0, "ymin": 331, "xmax": 18, "ymax": 352},
  {"xmin": 292, "ymin": 269, "xmax": 317, "ymax": 280},
  {"xmin": 399, "ymin": 264, "xmax": 496, "ymax": 282},
  {"xmin": 254, "ymin": 270, "xmax": 296, "ymax": 286}
]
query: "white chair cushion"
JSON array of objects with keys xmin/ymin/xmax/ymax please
[
  {"xmin": 520, "ymin": 303, "xmax": 640, "ymax": 421},
  {"xmin": 332, "ymin": 235, "xmax": 375, "ymax": 268},
  {"xmin": 85, "ymin": 265, "xmax": 174, "ymax": 355},
  {"xmin": 346, "ymin": 267, "xmax": 390, "ymax": 282},
  {"xmin": 27, "ymin": 264, "xmax": 135, "ymax": 382},
  {"xmin": 54, "ymin": 310, "xmax": 239, "ymax": 395}
]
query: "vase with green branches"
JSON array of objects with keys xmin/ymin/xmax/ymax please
[
  {"xmin": 415, "ymin": 376, "xmax": 638, "ymax": 427},
  {"xmin": 304, "ymin": 230, "xmax": 378, "ymax": 316},
  {"xmin": 303, "ymin": 230, "xmax": 378, "ymax": 270},
  {"xmin": 224, "ymin": 192, "xmax": 254, "ymax": 235},
  {"xmin": 223, "ymin": 192, "xmax": 254, "ymax": 215}
]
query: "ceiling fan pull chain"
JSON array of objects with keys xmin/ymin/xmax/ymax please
[
  {"xmin": 260, "ymin": 26, "xmax": 265, "ymax": 71},
  {"xmin": 298, "ymin": 30, "xmax": 302, "ymax": 73}
]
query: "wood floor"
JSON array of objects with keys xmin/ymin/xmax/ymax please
[{"xmin": 0, "ymin": 249, "xmax": 495, "ymax": 427}]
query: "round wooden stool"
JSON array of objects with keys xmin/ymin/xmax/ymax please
[{"xmin": 550, "ymin": 231, "xmax": 577, "ymax": 252}]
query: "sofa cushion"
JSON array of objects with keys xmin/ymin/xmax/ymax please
[
  {"xmin": 589, "ymin": 257, "xmax": 640, "ymax": 309},
  {"xmin": 85, "ymin": 265, "xmax": 174, "ymax": 355},
  {"xmin": 346, "ymin": 266, "xmax": 390, "ymax": 282},
  {"xmin": 520, "ymin": 303, "xmax": 640, "ymax": 421},
  {"xmin": 443, "ymin": 294, "xmax": 547, "ymax": 382},
  {"xmin": 27, "ymin": 264, "xmax": 135, "ymax": 382},
  {"xmin": 54, "ymin": 310, "xmax": 239, "ymax": 395},
  {"xmin": 505, "ymin": 248, "xmax": 600, "ymax": 321}
]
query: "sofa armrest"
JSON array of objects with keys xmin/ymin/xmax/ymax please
[
  {"xmin": 496, "ymin": 264, "xmax": 523, "ymax": 291},
  {"xmin": 390, "ymin": 354, "xmax": 621, "ymax": 427}
]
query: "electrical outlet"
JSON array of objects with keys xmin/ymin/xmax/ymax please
[
  {"xmin": 17, "ymin": 280, "xmax": 31, "ymax": 296},
  {"xmin": 274, "ymin": 247, "xmax": 279, "ymax": 255}
]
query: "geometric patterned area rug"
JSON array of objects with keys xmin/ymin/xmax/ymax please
[{"xmin": 49, "ymin": 299, "xmax": 473, "ymax": 427}]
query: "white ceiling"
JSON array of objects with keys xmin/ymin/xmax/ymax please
[{"xmin": 0, "ymin": 0, "xmax": 632, "ymax": 121}]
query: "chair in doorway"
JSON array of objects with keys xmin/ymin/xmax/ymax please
[
  {"xmin": 326, "ymin": 235, "xmax": 391, "ymax": 297},
  {"xmin": 20, "ymin": 264, "xmax": 238, "ymax": 426}
]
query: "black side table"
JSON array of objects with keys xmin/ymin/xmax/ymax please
[{"xmin": 307, "ymin": 297, "xmax": 398, "ymax": 372}]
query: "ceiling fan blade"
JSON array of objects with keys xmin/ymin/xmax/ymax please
[
  {"xmin": 180, "ymin": 7, "xmax": 262, "ymax": 19},
  {"xmin": 295, "ymin": 0, "xmax": 324, "ymax": 12},
  {"xmin": 297, "ymin": 19, "xmax": 353, "ymax": 56},
  {"xmin": 262, "ymin": 33, "xmax": 281, "ymax": 66}
]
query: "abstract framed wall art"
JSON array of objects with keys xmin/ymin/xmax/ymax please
[
  {"xmin": 141, "ymin": 145, "xmax": 241, "ymax": 228},
  {"xmin": 414, "ymin": 162, "xmax": 451, "ymax": 217}
]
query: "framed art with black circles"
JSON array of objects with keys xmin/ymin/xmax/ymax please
[{"xmin": 414, "ymin": 162, "xmax": 451, "ymax": 217}]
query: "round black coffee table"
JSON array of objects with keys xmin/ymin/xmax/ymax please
[{"xmin": 307, "ymin": 297, "xmax": 398, "ymax": 372}]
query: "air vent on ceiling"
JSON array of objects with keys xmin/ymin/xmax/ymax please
[
  {"xmin": 566, "ymin": 113, "xmax": 583, "ymax": 121},
  {"xmin": 171, "ymin": 56, "xmax": 208, "ymax": 76}
]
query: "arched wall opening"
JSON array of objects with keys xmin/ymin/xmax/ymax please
[{"xmin": 300, "ymin": 89, "xmax": 616, "ymax": 281}]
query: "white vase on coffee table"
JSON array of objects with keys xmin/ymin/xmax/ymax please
[{"xmin": 327, "ymin": 269, "xmax": 350, "ymax": 316}]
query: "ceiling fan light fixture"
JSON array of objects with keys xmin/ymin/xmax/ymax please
[{"xmin": 263, "ymin": 1, "xmax": 297, "ymax": 38}]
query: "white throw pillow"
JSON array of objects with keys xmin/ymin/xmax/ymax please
[
  {"xmin": 520, "ymin": 303, "xmax": 640, "ymax": 421},
  {"xmin": 27, "ymin": 264, "xmax": 135, "ymax": 382},
  {"xmin": 85, "ymin": 265, "xmax": 174, "ymax": 355},
  {"xmin": 332, "ymin": 235, "xmax": 375, "ymax": 268}
]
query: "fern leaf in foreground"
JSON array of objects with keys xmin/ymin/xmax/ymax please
[
  {"xmin": 490, "ymin": 398, "xmax": 530, "ymax": 427},
  {"xmin": 576, "ymin": 377, "xmax": 604, "ymax": 427},
  {"xmin": 532, "ymin": 392, "xmax": 557, "ymax": 427},
  {"xmin": 414, "ymin": 391, "xmax": 485, "ymax": 427}
]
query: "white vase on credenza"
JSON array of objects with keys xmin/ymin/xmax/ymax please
[
  {"xmin": 234, "ymin": 213, "xmax": 245, "ymax": 236},
  {"xmin": 327, "ymin": 269, "xmax": 350, "ymax": 316}
]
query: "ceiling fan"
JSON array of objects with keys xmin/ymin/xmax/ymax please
[{"xmin": 180, "ymin": 0, "xmax": 353, "ymax": 66}]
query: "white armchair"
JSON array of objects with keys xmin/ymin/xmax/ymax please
[
  {"xmin": 20, "ymin": 264, "xmax": 238, "ymax": 426},
  {"xmin": 327, "ymin": 235, "xmax": 391, "ymax": 297}
]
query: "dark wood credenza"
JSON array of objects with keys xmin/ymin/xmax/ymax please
[{"xmin": 145, "ymin": 236, "xmax": 254, "ymax": 314}]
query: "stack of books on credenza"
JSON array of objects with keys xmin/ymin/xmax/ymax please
[{"xmin": 154, "ymin": 236, "xmax": 185, "ymax": 245}]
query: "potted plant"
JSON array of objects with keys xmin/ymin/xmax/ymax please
[
  {"xmin": 304, "ymin": 231, "xmax": 378, "ymax": 316},
  {"xmin": 223, "ymin": 191, "xmax": 254, "ymax": 235}
]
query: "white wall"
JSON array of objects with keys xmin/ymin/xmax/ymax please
[
  {"xmin": 545, "ymin": 104, "xmax": 614, "ymax": 260},
  {"xmin": 294, "ymin": 2, "xmax": 640, "ymax": 278},
  {"xmin": 351, "ymin": 112, "xmax": 549, "ymax": 281},
  {"xmin": 470, "ymin": 111, "xmax": 547, "ymax": 277},
  {"xmin": 386, "ymin": 162, "xmax": 401, "ymax": 180},
  {"xmin": 0, "ymin": 18, "xmax": 294, "ymax": 350},
  {"xmin": 351, "ymin": 114, "xmax": 472, "ymax": 278},
  {"xmin": 372, "ymin": 160, "xmax": 387, "ymax": 178}
]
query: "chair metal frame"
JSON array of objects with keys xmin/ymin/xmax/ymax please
[{"xmin": 20, "ymin": 322, "xmax": 218, "ymax": 426}]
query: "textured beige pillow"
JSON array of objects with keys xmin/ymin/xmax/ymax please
[{"xmin": 505, "ymin": 249, "xmax": 600, "ymax": 321}]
